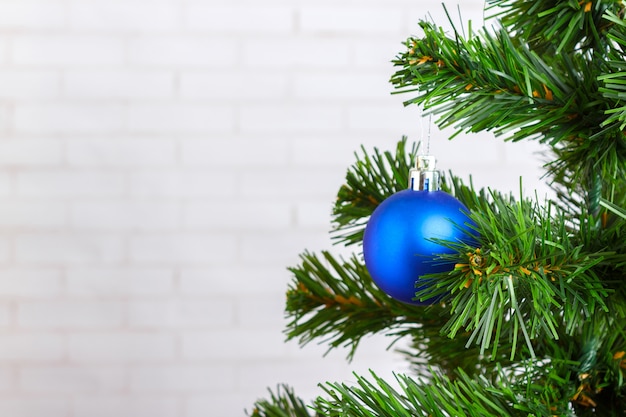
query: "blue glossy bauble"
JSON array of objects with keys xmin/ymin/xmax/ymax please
[{"xmin": 363, "ymin": 189, "xmax": 474, "ymax": 305}]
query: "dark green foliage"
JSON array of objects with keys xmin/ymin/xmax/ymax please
[
  {"xmin": 485, "ymin": 0, "xmax": 623, "ymax": 54},
  {"xmin": 271, "ymin": 139, "xmax": 626, "ymax": 414},
  {"xmin": 426, "ymin": 189, "xmax": 610, "ymax": 360},
  {"xmin": 251, "ymin": 1, "xmax": 626, "ymax": 415},
  {"xmin": 314, "ymin": 369, "xmax": 567, "ymax": 417},
  {"xmin": 331, "ymin": 137, "xmax": 418, "ymax": 246},
  {"xmin": 248, "ymin": 385, "xmax": 317, "ymax": 417},
  {"xmin": 284, "ymin": 250, "xmax": 433, "ymax": 359},
  {"xmin": 390, "ymin": 2, "xmax": 626, "ymax": 210}
]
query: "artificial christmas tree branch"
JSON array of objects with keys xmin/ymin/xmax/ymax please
[
  {"xmin": 331, "ymin": 137, "xmax": 418, "ymax": 247},
  {"xmin": 252, "ymin": 135, "xmax": 626, "ymax": 415},
  {"xmin": 431, "ymin": 188, "xmax": 611, "ymax": 359},
  {"xmin": 390, "ymin": 21, "xmax": 574, "ymax": 142},
  {"xmin": 284, "ymin": 251, "xmax": 430, "ymax": 359},
  {"xmin": 485, "ymin": 0, "xmax": 622, "ymax": 55},
  {"xmin": 314, "ymin": 369, "xmax": 567, "ymax": 417},
  {"xmin": 249, "ymin": 385, "xmax": 318, "ymax": 417},
  {"xmin": 288, "ymin": 141, "xmax": 614, "ymax": 362},
  {"xmin": 249, "ymin": 1, "xmax": 626, "ymax": 415},
  {"xmin": 390, "ymin": 5, "xmax": 626, "ymax": 200}
]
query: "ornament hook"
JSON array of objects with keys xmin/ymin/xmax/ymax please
[{"xmin": 409, "ymin": 155, "xmax": 441, "ymax": 191}]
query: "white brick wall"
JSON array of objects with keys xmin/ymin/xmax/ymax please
[{"xmin": 0, "ymin": 1, "xmax": 551, "ymax": 416}]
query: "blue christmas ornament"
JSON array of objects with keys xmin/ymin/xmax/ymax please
[{"xmin": 363, "ymin": 156, "xmax": 474, "ymax": 305}]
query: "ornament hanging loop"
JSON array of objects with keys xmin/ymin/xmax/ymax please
[{"xmin": 409, "ymin": 155, "xmax": 441, "ymax": 191}]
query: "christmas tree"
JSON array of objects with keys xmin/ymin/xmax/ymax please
[{"xmin": 249, "ymin": 1, "xmax": 626, "ymax": 415}]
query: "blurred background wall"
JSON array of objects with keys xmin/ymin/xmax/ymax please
[{"xmin": 0, "ymin": 0, "xmax": 550, "ymax": 416}]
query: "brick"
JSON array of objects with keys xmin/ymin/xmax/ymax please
[
  {"xmin": 130, "ymin": 366, "xmax": 235, "ymax": 392},
  {"xmin": 0, "ymin": 398, "xmax": 69, "ymax": 417},
  {"xmin": 354, "ymin": 38, "xmax": 408, "ymax": 68},
  {"xmin": 0, "ymin": 138, "xmax": 63, "ymax": 166},
  {"xmin": 238, "ymin": 358, "xmax": 403, "ymax": 402},
  {"xmin": 0, "ymin": 302, "xmax": 11, "ymax": 327},
  {"xmin": 428, "ymin": 129, "xmax": 501, "ymax": 165},
  {"xmin": 18, "ymin": 301, "xmax": 125, "ymax": 328},
  {"xmin": 71, "ymin": 201, "xmax": 179, "ymax": 231},
  {"xmin": 16, "ymin": 234, "xmax": 125, "ymax": 264},
  {"xmin": 0, "ymin": 201, "xmax": 66, "ymax": 229},
  {"xmin": 0, "ymin": 103, "xmax": 12, "ymax": 134},
  {"xmin": 291, "ymin": 136, "xmax": 377, "ymax": 167},
  {"xmin": 66, "ymin": 138, "xmax": 177, "ymax": 167},
  {"xmin": 128, "ymin": 298, "xmax": 235, "ymax": 328},
  {"xmin": 239, "ymin": 169, "xmax": 343, "ymax": 198},
  {"xmin": 68, "ymin": 332, "xmax": 176, "ymax": 362},
  {"xmin": 0, "ymin": 173, "xmax": 11, "ymax": 197},
  {"xmin": 66, "ymin": 267, "xmax": 174, "ymax": 296},
  {"xmin": 14, "ymin": 104, "xmax": 126, "ymax": 134},
  {"xmin": 0, "ymin": 37, "xmax": 8, "ymax": 65},
  {"xmin": 0, "ymin": 70, "xmax": 60, "ymax": 98},
  {"xmin": 129, "ymin": 104, "xmax": 235, "ymax": 133},
  {"xmin": 0, "ymin": 268, "xmax": 62, "ymax": 297},
  {"xmin": 183, "ymin": 200, "xmax": 291, "ymax": 231},
  {"xmin": 236, "ymin": 360, "xmax": 353, "ymax": 392},
  {"xmin": 0, "ymin": 332, "xmax": 64, "ymax": 360},
  {"xmin": 295, "ymin": 201, "xmax": 332, "ymax": 229},
  {"xmin": 17, "ymin": 299, "xmax": 126, "ymax": 329},
  {"xmin": 69, "ymin": 2, "xmax": 180, "ymax": 32},
  {"xmin": 12, "ymin": 35, "xmax": 125, "ymax": 66},
  {"xmin": 180, "ymin": 137, "xmax": 289, "ymax": 167},
  {"xmin": 188, "ymin": 394, "xmax": 254, "ymax": 417},
  {"xmin": 179, "ymin": 265, "xmax": 289, "ymax": 296},
  {"xmin": 240, "ymin": 105, "xmax": 343, "ymax": 133},
  {"xmin": 19, "ymin": 366, "xmax": 126, "ymax": 392},
  {"xmin": 240, "ymin": 232, "xmax": 329, "ymax": 265},
  {"xmin": 128, "ymin": 36, "xmax": 237, "ymax": 67},
  {"xmin": 0, "ymin": 1, "xmax": 66, "ymax": 30},
  {"xmin": 456, "ymin": 164, "xmax": 548, "ymax": 197},
  {"xmin": 0, "ymin": 366, "xmax": 12, "ymax": 391},
  {"xmin": 236, "ymin": 293, "xmax": 285, "ymax": 328},
  {"xmin": 73, "ymin": 396, "xmax": 179, "ymax": 417},
  {"xmin": 17, "ymin": 171, "xmax": 125, "ymax": 197},
  {"xmin": 180, "ymin": 71, "xmax": 289, "ymax": 100},
  {"xmin": 130, "ymin": 171, "xmax": 236, "ymax": 198},
  {"xmin": 64, "ymin": 71, "xmax": 175, "ymax": 99},
  {"xmin": 347, "ymin": 104, "xmax": 423, "ymax": 131},
  {"xmin": 184, "ymin": 5, "xmax": 293, "ymax": 33},
  {"xmin": 0, "ymin": 238, "xmax": 11, "ymax": 264},
  {"xmin": 182, "ymin": 329, "xmax": 286, "ymax": 361},
  {"xmin": 299, "ymin": 7, "xmax": 405, "ymax": 34},
  {"xmin": 293, "ymin": 73, "xmax": 390, "ymax": 100},
  {"xmin": 130, "ymin": 234, "xmax": 237, "ymax": 264},
  {"xmin": 502, "ymin": 138, "xmax": 546, "ymax": 163},
  {"xmin": 243, "ymin": 38, "xmax": 350, "ymax": 69}
]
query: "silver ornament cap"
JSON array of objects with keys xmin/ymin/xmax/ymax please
[{"xmin": 408, "ymin": 155, "xmax": 441, "ymax": 191}]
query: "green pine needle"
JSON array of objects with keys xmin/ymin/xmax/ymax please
[
  {"xmin": 284, "ymin": 250, "xmax": 445, "ymax": 360},
  {"xmin": 390, "ymin": 5, "xmax": 626, "ymax": 199},
  {"xmin": 248, "ymin": 385, "xmax": 317, "ymax": 417},
  {"xmin": 314, "ymin": 369, "xmax": 566, "ymax": 417},
  {"xmin": 251, "ymin": 1, "xmax": 626, "ymax": 414},
  {"xmin": 331, "ymin": 137, "xmax": 418, "ymax": 247}
]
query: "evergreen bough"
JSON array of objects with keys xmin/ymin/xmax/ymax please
[{"xmin": 249, "ymin": 1, "xmax": 626, "ymax": 415}]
